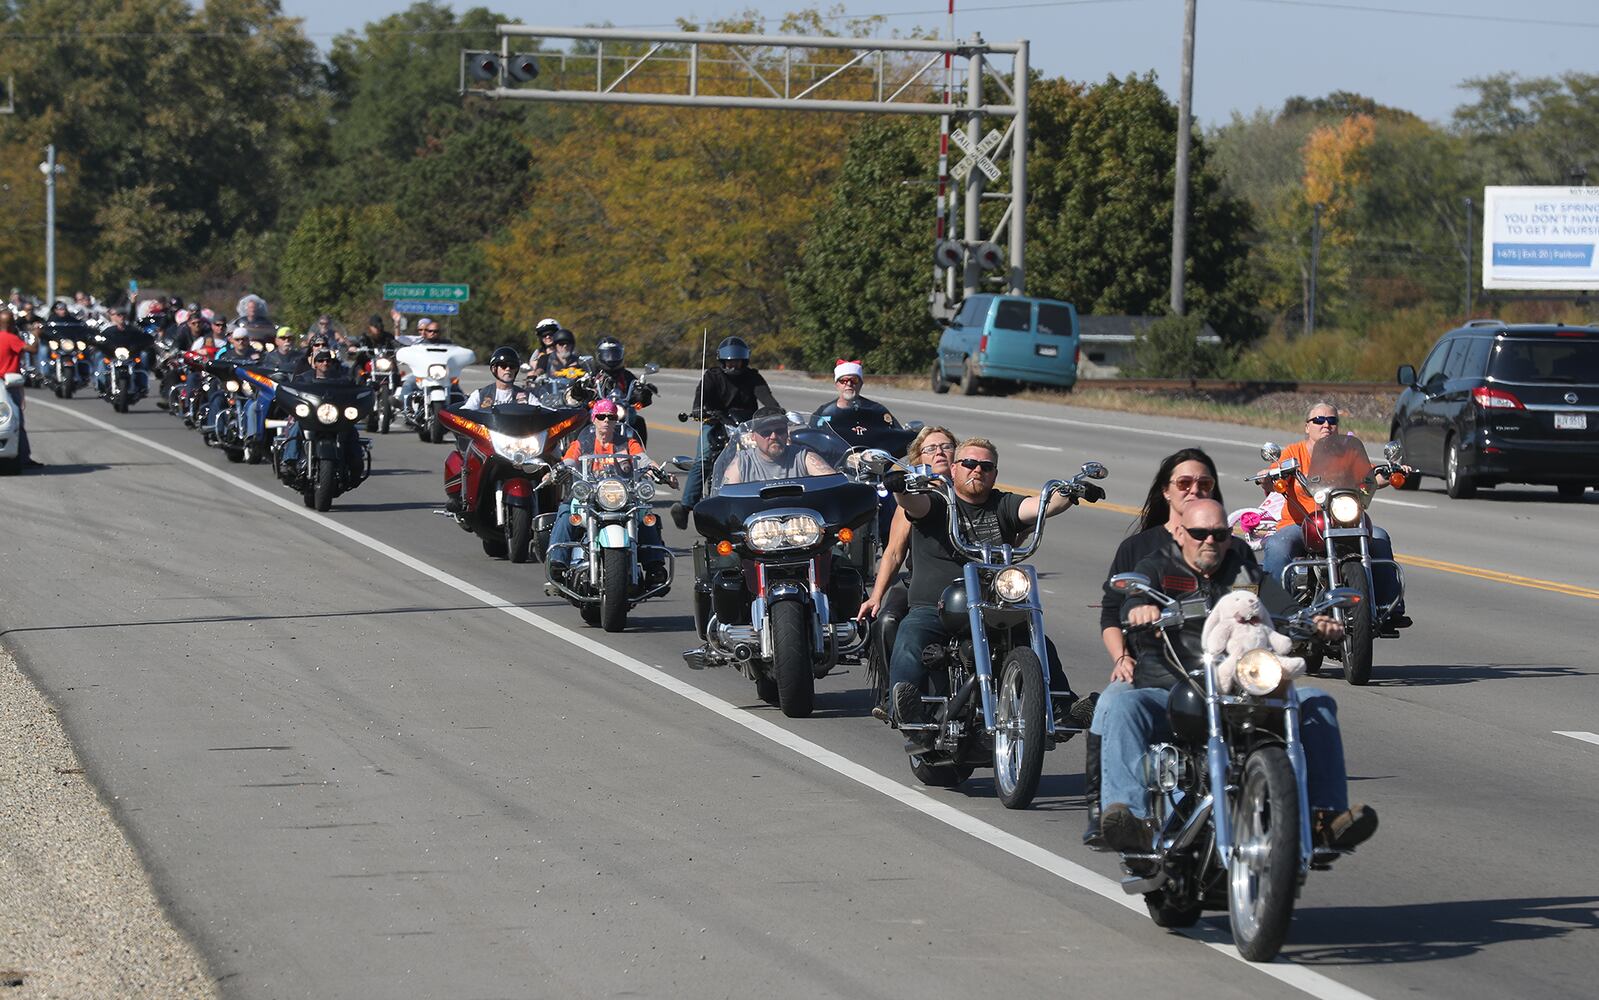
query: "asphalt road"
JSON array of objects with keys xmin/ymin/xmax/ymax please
[{"xmin": 2, "ymin": 374, "xmax": 1596, "ymax": 1000}]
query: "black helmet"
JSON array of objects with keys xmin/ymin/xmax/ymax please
[
  {"xmin": 596, "ymin": 336, "xmax": 624, "ymax": 371},
  {"xmin": 937, "ymin": 582, "xmax": 972, "ymax": 637},
  {"xmin": 717, "ymin": 336, "xmax": 750, "ymax": 362},
  {"xmin": 489, "ymin": 346, "xmax": 521, "ymax": 371},
  {"xmin": 552, "ymin": 328, "xmax": 575, "ymax": 347}
]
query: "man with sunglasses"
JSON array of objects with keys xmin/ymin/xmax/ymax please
[
  {"xmin": 278, "ymin": 347, "xmax": 361, "ymax": 478},
  {"xmin": 887, "ymin": 438, "xmax": 1088, "ymax": 739},
  {"xmin": 1096, "ymin": 498, "xmax": 1376, "ymax": 854},
  {"xmin": 464, "ymin": 347, "xmax": 531, "ymax": 409},
  {"xmin": 719, "ymin": 406, "xmax": 835, "ymax": 485},
  {"xmin": 547, "ymin": 399, "xmax": 673, "ymax": 586},
  {"xmin": 1259, "ymin": 402, "xmax": 1407, "ymax": 629}
]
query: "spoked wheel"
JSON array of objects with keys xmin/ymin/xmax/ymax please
[
  {"xmin": 769, "ymin": 600, "xmax": 814, "ymax": 718},
  {"xmin": 1338, "ymin": 560, "xmax": 1373, "ymax": 686},
  {"xmin": 599, "ymin": 548, "xmax": 629, "ymax": 633},
  {"xmin": 507, "ymin": 506, "xmax": 533, "ymax": 564},
  {"xmin": 1227, "ymin": 747, "xmax": 1300, "ymax": 962},
  {"xmin": 994, "ymin": 647, "xmax": 1046, "ymax": 809}
]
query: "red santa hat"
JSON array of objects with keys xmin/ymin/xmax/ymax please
[{"xmin": 833, "ymin": 359, "xmax": 864, "ymax": 382}]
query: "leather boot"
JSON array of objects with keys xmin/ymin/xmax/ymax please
[{"xmin": 1082, "ymin": 733, "xmax": 1105, "ymax": 849}]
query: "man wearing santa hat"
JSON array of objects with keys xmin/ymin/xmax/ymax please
[{"xmin": 815, "ymin": 359, "xmax": 883, "ymax": 416}]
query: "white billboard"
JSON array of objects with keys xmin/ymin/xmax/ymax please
[{"xmin": 1482, "ymin": 186, "xmax": 1599, "ymax": 290}]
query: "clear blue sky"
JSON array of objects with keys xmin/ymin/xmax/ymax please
[{"xmin": 279, "ymin": 1, "xmax": 1599, "ymax": 126}]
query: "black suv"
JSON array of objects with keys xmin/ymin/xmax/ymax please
[{"xmin": 1390, "ymin": 320, "xmax": 1599, "ymax": 499}]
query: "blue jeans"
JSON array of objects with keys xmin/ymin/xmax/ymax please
[
  {"xmin": 888, "ymin": 604, "xmax": 1071, "ymax": 712},
  {"xmin": 1264, "ymin": 523, "xmax": 1402, "ymax": 614},
  {"xmin": 6, "ymin": 386, "xmax": 29, "ymax": 463},
  {"xmin": 679, "ymin": 424, "xmax": 719, "ymax": 507},
  {"xmin": 547, "ymin": 513, "xmax": 665, "ymax": 570},
  {"xmin": 1092, "ymin": 680, "xmax": 1350, "ymax": 817}
]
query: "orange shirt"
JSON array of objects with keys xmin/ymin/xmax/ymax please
[
  {"xmin": 562, "ymin": 437, "xmax": 644, "ymax": 462},
  {"xmin": 1275, "ymin": 440, "xmax": 1316, "ymax": 527}
]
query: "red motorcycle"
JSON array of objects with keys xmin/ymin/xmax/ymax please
[{"xmin": 441, "ymin": 402, "xmax": 588, "ymax": 562}]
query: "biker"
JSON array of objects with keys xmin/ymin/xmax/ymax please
[
  {"xmin": 279, "ymin": 348, "xmax": 361, "ymax": 477},
  {"xmin": 1, "ymin": 309, "xmax": 42, "ymax": 470},
  {"xmin": 530, "ymin": 318, "xmax": 561, "ymax": 371},
  {"xmin": 672, "ymin": 335, "xmax": 781, "ymax": 528},
  {"xmin": 294, "ymin": 332, "xmax": 343, "ymax": 377},
  {"xmin": 886, "ymin": 437, "xmax": 1090, "ymax": 739},
  {"xmin": 536, "ymin": 328, "xmax": 582, "ymax": 377},
  {"xmin": 1259, "ymin": 402, "xmax": 1408, "ymax": 629},
  {"xmin": 463, "ymin": 347, "xmax": 532, "ymax": 409},
  {"xmin": 813, "ymin": 359, "xmax": 889, "ymax": 417},
  {"xmin": 593, "ymin": 336, "xmax": 650, "ymax": 399},
  {"xmin": 206, "ymin": 328, "xmax": 263, "ymax": 441},
  {"xmin": 306, "ymin": 313, "xmax": 346, "ymax": 350},
  {"xmin": 1097, "ymin": 498, "xmax": 1377, "ymax": 853},
  {"xmin": 547, "ymin": 398, "xmax": 673, "ymax": 587},
  {"xmin": 719, "ymin": 406, "xmax": 835, "ymax": 484},
  {"xmin": 356, "ymin": 314, "xmax": 394, "ymax": 350},
  {"xmin": 260, "ymin": 327, "xmax": 301, "ymax": 374}
]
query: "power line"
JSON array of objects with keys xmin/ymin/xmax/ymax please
[{"xmin": 1242, "ymin": 0, "xmax": 1599, "ymax": 31}]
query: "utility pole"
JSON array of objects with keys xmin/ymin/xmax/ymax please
[
  {"xmin": 1307, "ymin": 201, "xmax": 1323, "ymax": 338},
  {"xmin": 39, "ymin": 145, "xmax": 65, "ymax": 305},
  {"xmin": 1463, "ymin": 196, "xmax": 1474, "ymax": 318},
  {"xmin": 1169, "ymin": 0, "xmax": 1197, "ymax": 315}
]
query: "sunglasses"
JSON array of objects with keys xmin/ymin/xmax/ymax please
[
  {"xmin": 756, "ymin": 426, "xmax": 789, "ymax": 437},
  {"xmin": 493, "ymin": 362, "xmax": 514, "ymax": 370},
  {"xmin": 955, "ymin": 458, "xmax": 996, "ymax": 473},
  {"xmin": 1308, "ymin": 415, "xmax": 1339, "ymax": 426},
  {"xmin": 836, "ymin": 377, "xmax": 861, "ymax": 386},
  {"xmin": 1170, "ymin": 475, "xmax": 1216, "ymax": 494},
  {"xmin": 313, "ymin": 354, "xmax": 335, "ymax": 363},
  {"xmin": 1184, "ymin": 526, "xmax": 1231, "ymax": 543},
  {"xmin": 592, "ymin": 413, "xmax": 618, "ymax": 422},
  {"xmin": 920, "ymin": 442, "xmax": 955, "ymax": 455}
]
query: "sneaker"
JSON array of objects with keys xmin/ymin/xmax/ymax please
[
  {"xmin": 1100, "ymin": 804, "xmax": 1155, "ymax": 853},
  {"xmin": 1314, "ymin": 804, "xmax": 1378, "ymax": 850},
  {"xmin": 670, "ymin": 502, "xmax": 691, "ymax": 530}
]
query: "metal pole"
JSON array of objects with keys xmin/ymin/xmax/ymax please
[
  {"xmin": 1008, "ymin": 40, "xmax": 1028, "ymax": 295},
  {"xmin": 1308, "ymin": 201, "xmax": 1323, "ymax": 338},
  {"xmin": 1463, "ymin": 196, "xmax": 1474, "ymax": 318},
  {"xmin": 1169, "ymin": 0, "xmax": 1196, "ymax": 315},
  {"xmin": 44, "ymin": 144, "xmax": 57, "ymax": 305},
  {"xmin": 962, "ymin": 38, "xmax": 984, "ymax": 301}
]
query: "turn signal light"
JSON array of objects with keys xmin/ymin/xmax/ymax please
[
  {"xmin": 838, "ymin": 527, "xmax": 854, "ymax": 543},
  {"xmin": 569, "ymin": 514, "xmax": 582, "ymax": 525},
  {"xmin": 1271, "ymin": 478, "xmax": 1290, "ymax": 494},
  {"xmin": 716, "ymin": 540, "xmax": 733, "ymax": 556},
  {"xmin": 1388, "ymin": 471, "xmax": 1407, "ymax": 489},
  {"xmin": 643, "ymin": 514, "xmax": 658, "ymax": 526}
]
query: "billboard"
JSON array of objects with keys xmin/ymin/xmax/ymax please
[{"xmin": 1482, "ymin": 186, "xmax": 1599, "ymax": 290}]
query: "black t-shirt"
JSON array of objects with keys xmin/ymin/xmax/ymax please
[
  {"xmin": 1099, "ymin": 525, "xmax": 1177, "ymax": 631},
  {"xmin": 906, "ymin": 490, "xmax": 1026, "ymax": 608}
]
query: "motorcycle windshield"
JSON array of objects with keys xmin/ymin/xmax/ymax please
[
  {"xmin": 708, "ymin": 414, "xmax": 841, "ymax": 499},
  {"xmin": 464, "ymin": 402, "xmax": 588, "ymax": 439},
  {"xmin": 1309, "ymin": 434, "xmax": 1376, "ymax": 494},
  {"xmin": 279, "ymin": 380, "xmax": 374, "ymax": 414},
  {"xmin": 397, "ymin": 343, "xmax": 476, "ymax": 376},
  {"xmin": 800, "ymin": 401, "xmax": 914, "ymax": 465}
]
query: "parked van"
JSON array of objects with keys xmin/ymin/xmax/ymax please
[{"xmin": 931, "ymin": 294, "xmax": 1080, "ymax": 395}]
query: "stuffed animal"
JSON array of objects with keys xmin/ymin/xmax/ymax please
[{"xmin": 1201, "ymin": 589, "xmax": 1305, "ymax": 694}]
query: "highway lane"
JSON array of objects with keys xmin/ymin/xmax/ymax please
[{"xmin": 3, "ymin": 389, "xmax": 1597, "ymax": 999}]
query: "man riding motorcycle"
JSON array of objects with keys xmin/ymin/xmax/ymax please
[
  {"xmin": 546, "ymin": 398, "xmax": 673, "ymax": 586},
  {"xmin": 464, "ymin": 347, "xmax": 532, "ymax": 409},
  {"xmin": 278, "ymin": 349, "xmax": 362, "ymax": 477},
  {"xmin": 1096, "ymin": 497, "xmax": 1378, "ymax": 853},
  {"xmin": 535, "ymin": 328, "xmax": 583, "ymax": 379},
  {"xmin": 1259, "ymin": 402, "xmax": 1408, "ymax": 629},
  {"xmin": 672, "ymin": 336, "xmax": 781, "ymax": 528}
]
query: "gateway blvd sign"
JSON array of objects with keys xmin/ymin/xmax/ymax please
[{"xmin": 382, "ymin": 282, "xmax": 470, "ymax": 302}]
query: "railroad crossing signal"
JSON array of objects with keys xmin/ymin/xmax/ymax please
[{"xmin": 949, "ymin": 128, "xmax": 1004, "ymax": 183}]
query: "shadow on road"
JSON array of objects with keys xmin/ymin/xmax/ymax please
[
  {"xmin": 1364, "ymin": 663, "xmax": 1587, "ymax": 687},
  {"xmin": 364, "ymin": 467, "xmax": 430, "ymax": 477},
  {"xmin": 0, "ymin": 604, "xmax": 547, "ymax": 637},
  {"xmin": 28, "ymin": 462, "xmax": 110, "ymax": 475},
  {"xmin": 1278, "ymin": 895, "xmax": 1599, "ymax": 965},
  {"xmin": 331, "ymin": 500, "xmax": 442, "ymax": 512}
]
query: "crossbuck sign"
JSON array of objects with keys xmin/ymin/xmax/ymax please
[{"xmin": 949, "ymin": 128, "xmax": 1004, "ymax": 183}]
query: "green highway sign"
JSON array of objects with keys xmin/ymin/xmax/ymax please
[{"xmin": 383, "ymin": 282, "xmax": 470, "ymax": 302}]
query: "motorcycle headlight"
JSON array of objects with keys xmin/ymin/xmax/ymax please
[
  {"xmin": 1235, "ymin": 647, "xmax": 1286, "ymax": 696},
  {"xmin": 47, "ymin": 340, "xmax": 59, "ymax": 351},
  {"xmin": 993, "ymin": 566, "xmax": 1033, "ymax": 603},
  {"xmin": 634, "ymin": 478, "xmax": 655, "ymax": 502},
  {"xmin": 427, "ymin": 364, "xmax": 447, "ymax": 379},
  {"xmin": 1328, "ymin": 492, "xmax": 1363, "ymax": 526},
  {"xmin": 375, "ymin": 358, "xmax": 393, "ymax": 371},
  {"xmin": 316, "ymin": 402, "xmax": 339, "ymax": 424},
  {"xmin": 746, "ymin": 517, "xmax": 786, "ymax": 551},
  {"xmin": 781, "ymin": 515, "xmax": 822, "ymax": 548},
  {"xmin": 596, "ymin": 478, "xmax": 629, "ymax": 510},
  {"xmin": 343, "ymin": 406, "xmax": 360, "ymax": 420},
  {"xmin": 489, "ymin": 430, "xmax": 548, "ymax": 465},
  {"xmin": 114, "ymin": 347, "xmax": 130, "ymax": 360},
  {"xmin": 294, "ymin": 402, "xmax": 311, "ymax": 418},
  {"xmin": 76, "ymin": 340, "xmax": 88, "ymax": 351},
  {"xmin": 746, "ymin": 514, "xmax": 822, "ymax": 552},
  {"xmin": 570, "ymin": 478, "xmax": 593, "ymax": 502},
  {"xmin": 225, "ymin": 379, "xmax": 241, "ymax": 393}
]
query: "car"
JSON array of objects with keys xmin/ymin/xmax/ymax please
[
  {"xmin": 1390, "ymin": 320, "xmax": 1599, "ymax": 500},
  {"xmin": 931, "ymin": 294, "xmax": 1079, "ymax": 396},
  {"xmin": 1, "ymin": 372, "xmax": 23, "ymax": 475}
]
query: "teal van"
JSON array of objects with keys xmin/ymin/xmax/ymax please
[{"xmin": 930, "ymin": 294, "xmax": 1080, "ymax": 395}]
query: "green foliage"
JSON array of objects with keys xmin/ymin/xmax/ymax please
[
  {"xmin": 1123, "ymin": 315, "xmax": 1233, "ymax": 379},
  {"xmin": 788, "ymin": 119, "xmax": 938, "ymax": 373},
  {"xmin": 278, "ymin": 205, "xmax": 397, "ymax": 329}
]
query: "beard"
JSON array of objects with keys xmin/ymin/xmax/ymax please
[{"xmin": 1191, "ymin": 546, "xmax": 1224, "ymax": 574}]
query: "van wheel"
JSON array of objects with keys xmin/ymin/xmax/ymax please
[
  {"xmin": 1444, "ymin": 436, "xmax": 1476, "ymax": 499},
  {"xmin": 958, "ymin": 359, "xmax": 981, "ymax": 396},
  {"xmin": 1557, "ymin": 483, "xmax": 1586, "ymax": 500},
  {"xmin": 930, "ymin": 359, "xmax": 949, "ymax": 394}
]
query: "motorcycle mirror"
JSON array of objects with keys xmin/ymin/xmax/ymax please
[
  {"xmin": 643, "ymin": 362, "xmax": 659, "ymax": 375},
  {"xmin": 1079, "ymin": 461, "xmax": 1108, "ymax": 480},
  {"xmin": 857, "ymin": 448, "xmax": 896, "ymax": 473},
  {"xmin": 670, "ymin": 455, "xmax": 693, "ymax": 470},
  {"xmin": 1260, "ymin": 442, "xmax": 1282, "ymax": 463},
  {"xmin": 1383, "ymin": 440, "xmax": 1403, "ymax": 463},
  {"xmin": 785, "ymin": 410, "xmax": 805, "ymax": 426},
  {"xmin": 905, "ymin": 419, "xmax": 925, "ymax": 432},
  {"xmin": 1108, "ymin": 572, "xmax": 1152, "ymax": 594}
]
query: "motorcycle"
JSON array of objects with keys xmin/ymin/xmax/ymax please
[
  {"xmin": 440, "ymin": 401, "xmax": 588, "ymax": 562},
  {"xmin": 352, "ymin": 346, "xmax": 400, "ymax": 434},
  {"xmin": 1104, "ymin": 573, "xmax": 1364, "ymax": 961},
  {"xmin": 545, "ymin": 455, "xmax": 676, "ymax": 632},
  {"xmin": 92, "ymin": 328, "xmax": 155, "ymax": 414},
  {"xmin": 1251, "ymin": 435, "xmax": 1407, "ymax": 685},
  {"xmin": 17, "ymin": 326, "xmax": 41, "ymax": 389},
  {"xmin": 681, "ymin": 414, "xmax": 879, "ymax": 718},
  {"xmin": 271, "ymin": 381, "xmax": 375, "ymax": 511},
  {"xmin": 212, "ymin": 363, "xmax": 284, "ymax": 465},
  {"xmin": 42, "ymin": 322, "xmax": 92, "ymax": 398},
  {"xmin": 864, "ymin": 453, "xmax": 1107, "ymax": 809},
  {"xmin": 397, "ymin": 342, "xmax": 475, "ymax": 443}
]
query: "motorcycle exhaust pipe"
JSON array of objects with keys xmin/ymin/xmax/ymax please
[{"xmin": 936, "ymin": 675, "xmax": 978, "ymax": 724}]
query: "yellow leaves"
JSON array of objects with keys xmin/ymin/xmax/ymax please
[{"xmin": 1302, "ymin": 113, "xmax": 1375, "ymax": 227}]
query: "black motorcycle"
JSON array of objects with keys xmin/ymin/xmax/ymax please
[
  {"xmin": 92, "ymin": 328, "xmax": 155, "ymax": 413},
  {"xmin": 272, "ymin": 381, "xmax": 375, "ymax": 511},
  {"xmin": 42, "ymin": 321, "xmax": 93, "ymax": 398}
]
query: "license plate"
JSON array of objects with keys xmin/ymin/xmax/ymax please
[
  {"xmin": 1555, "ymin": 413, "xmax": 1587, "ymax": 430},
  {"xmin": 1036, "ymin": 344, "xmax": 1058, "ymax": 357}
]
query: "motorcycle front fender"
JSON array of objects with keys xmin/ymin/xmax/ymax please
[
  {"xmin": 426, "ymin": 386, "xmax": 446, "ymax": 403},
  {"xmin": 313, "ymin": 436, "xmax": 341, "ymax": 462},
  {"xmin": 596, "ymin": 523, "xmax": 631, "ymax": 548}
]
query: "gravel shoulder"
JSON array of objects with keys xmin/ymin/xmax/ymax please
[{"xmin": 0, "ymin": 645, "xmax": 216, "ymax": 999}]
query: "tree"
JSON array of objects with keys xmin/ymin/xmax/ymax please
[{"xmin": 278, "ymin": 205, "xmax": 397, "ymax": 329}]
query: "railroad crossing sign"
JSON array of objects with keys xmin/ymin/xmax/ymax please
[
  {"xmin": 392, "ymin": 300, "xmax": 461, "ymax": 315},
  {"xmin": 949, "ymin": 128, "xmax": 1005, "ymax": 183},
  {"xmin": 383, "ymin": 282, "xmax": 470, "ymax": 302}
]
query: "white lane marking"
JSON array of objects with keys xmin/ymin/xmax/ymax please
[
  {"xmin": 1555, "ymin": 731, "xmax": 1599, "ymax": 747},
  {"xmin": 1372, "ymin": 496, "xmax": 1435, "ymax": 510},
  {"xmin": 654, "ymin": 372, "xmax": 1263, "ymax": 449},
  {"xmin": 38, "ymin": 400, "xmax": 1374, "ymax": 1000},
  {"xmin": 1018, "ymin": 442, "xmax": 1063, "ymax": 452}
]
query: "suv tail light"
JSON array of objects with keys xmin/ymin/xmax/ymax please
[
  {"xmin": 977, "ymin": 334, "xmax": 988, "ymax": 356},
  {"xmin": 1471, "ymin": 386, "xmax": 1524, "ymax": 410}
]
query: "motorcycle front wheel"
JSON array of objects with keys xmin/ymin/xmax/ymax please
[
  {"xmin": 314, "ymin": 458, "xmax": 337, "ymax": 511},
  {"xmin": 1227, "ymin": 746, "xmax": 1299, "ymax": 962},
  {"xmin": 428, "ymin": 415, "xmax": 446, "ymax": 444},
  {"xmin": 600, "ymin": 547, "xmax": 629, "ymax": 633},
  {"xmin": 994, "ymin": 646, "xmax": 1046, "ymax": 809},
  {"xmin": 507, "ymin": 506, "xmax": 533, "ymax": 564},
  {"xmin": 1338, "ymin": 560, "xmax": 1374, "ymax": 686},
  {"xmin": 770, "ymin": 600, "xmax": 814, "ymax": 718}
]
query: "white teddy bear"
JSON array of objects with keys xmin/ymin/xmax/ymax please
[{"xmin": 1201, "ymin": 589, "xmax": 1305, "ymax": 694}]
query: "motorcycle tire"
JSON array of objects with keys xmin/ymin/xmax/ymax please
[
  {"xmin": 930, "ymin": 359, "xmax": 949, "ymax": 394},
  {"xmin": 245, "ymin": 441, "xmax": 264, "ymax": 466},
  {"xmin": 1338, "ymin": 560, "xmax": 1374, "ymax": 686},
  {"xmin": 481, "ymin": 536, "xmax": 509, "ymax": 559},
  {"xmin": 755, "ymin": 672, "xmax": 781, "ymax": 706},
  {"xmin": 507, "ymin": 506, "xmax": 534, "ymax": 564},
  {"xmin": 61, "ymin": 379, "xmax": 74, "ymax": 399},
  {"xmin": 416, "ymin": 420, "xmax": 430, "ymax": 443},
  {"xmin": 600, "ymin": 548, "xmax": 629, "ymax": 633},
  {"xmin": 1302, "ymin": 649, "xmax": 1324, "ymax": 676},
  {"xmin": 770, "ymin": 600, "xmax": 814, "ymax": 718},
  {"xmin": 365, "ymin": 414, "xmax": 377, "ymax": 433},
  {"xmin": 994, "ymin": 647, "xmax": 1047, "ymax": 810},
  {"xmin": 314, "ymin": 458, "xmax": 337, "ymax": 512},
  {"xmin": 1227, "ymin": 746, "xmax": 1299, "ymax": 963},
  {"xmin": 114, "ymin": 396, "xmax": 129, "ymax": 414},
  {"xmin": 377, "ymin": 409, "xmax": 390, "ymax": 435},
  {"xmin": 1145, "ymin": 889, "xmax": 1203, "ymax": 928},
  {"xmin": 301, "ymin": 486, "xmax": 316, "ymax": 509},
  {"xmin": 911, "ymin": 756, "xmax": 974, "ymax": 788},
  {"xmin": 224, "ymin": 447, "xmax": 244, "ymax": 464},
  {"xmin": 52, "ymin": 383, "xmax": 64, "ymax": 399},
  {"xmin": 428, "ymin": 417, "xmax": 446, "ymax": 444}
]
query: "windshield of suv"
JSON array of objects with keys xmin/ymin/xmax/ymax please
[{"xmin": 1490, "ymin": 338, "xmax": 1599, "ymax": 384}]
